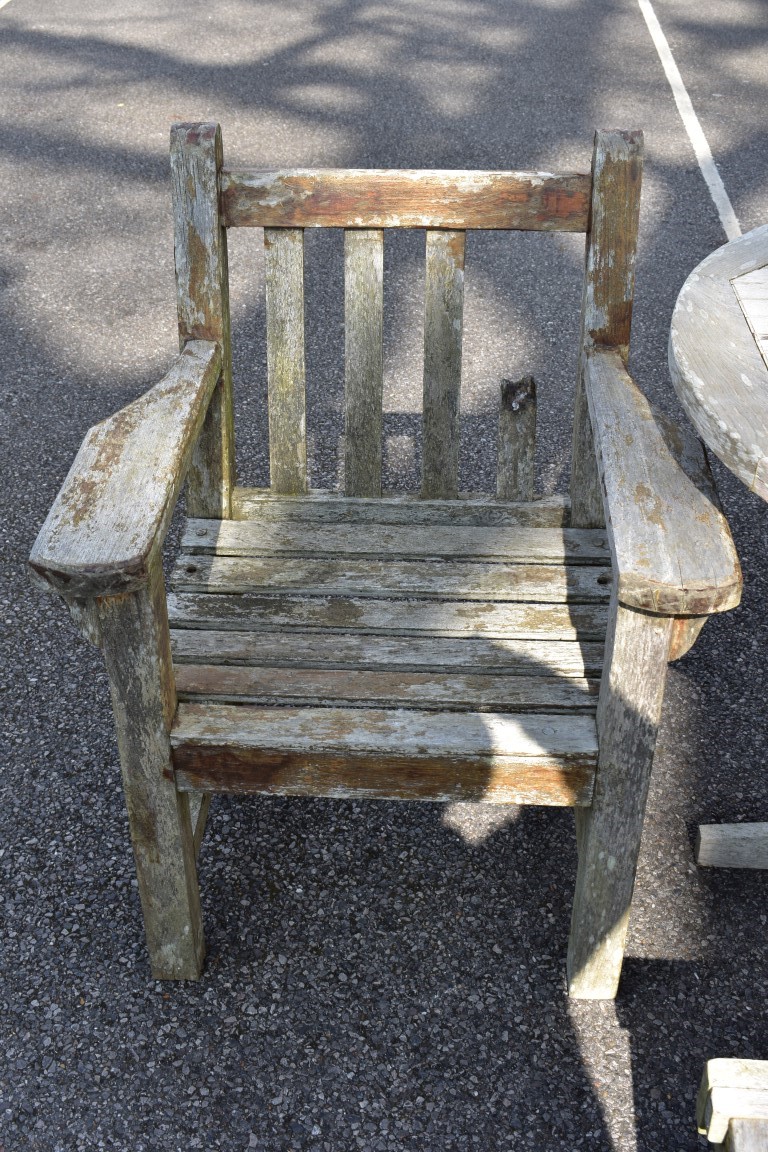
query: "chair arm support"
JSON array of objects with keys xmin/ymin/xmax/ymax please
[
  {"xmin": 30, "ymin": 340, "xmax": 222, "ymax": 599},
  {"xmin": 585, "ymin": 347, "xmax": 742, "ymax": 616}
]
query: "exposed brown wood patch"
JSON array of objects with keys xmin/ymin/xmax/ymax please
[
  {"xmin": 171, "ymin": 704, "xmax": 597, "ymax": 806},
  {"xmin": 221, "ymin": 169, "xmax": 591, "ymax": 231}
]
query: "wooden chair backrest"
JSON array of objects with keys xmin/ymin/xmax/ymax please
[{"xmin": 170, "ymin": 124, "xmax": 643, "ymax": 506}]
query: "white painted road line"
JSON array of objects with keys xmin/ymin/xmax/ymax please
[
  {"xmin": 0, "ymin": 0, "xmax": 15, "ymax": 10},
  {"xmin": 638, "ymin": 0, "xmax": 741, "ymax": 241}
]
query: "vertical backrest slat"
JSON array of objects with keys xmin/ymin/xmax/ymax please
[
  {"xmin": 170, "ymin": 122, "xmax": 234, "ymax": 518},
  {"xmin": 344, "ymin": 229, "xmax": 384, "ymax": 497},
  {"xmin": 264, "ymin": 227, "xmax": 308, "ymax": 495},
  {"xmin": 497, "ymin": 375, "xmax": 536, "ymax": 500},
  {"xmin": 570, "ymin": 129, "xmax": 644, "ymax": 527},
  {"xmin": 421, "ymin": 229, "xmax": 466, "ymax": 499}
]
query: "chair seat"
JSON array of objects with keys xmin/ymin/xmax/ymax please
[{"xmin": 168, "ymin": 493, "xmax": 610, "ymax": 807}]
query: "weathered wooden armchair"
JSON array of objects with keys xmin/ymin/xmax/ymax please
[{"xmin": 30, "ymin": 124, "xmax": 741, "ymax": 997}]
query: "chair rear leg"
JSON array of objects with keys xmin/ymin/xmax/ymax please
[
  {"xmin": 567, "ymin": 599, "xmax": 673, "ymax": 998},
  {"xmin": 97, "ymin": 560, "xmax": 205, "ymax": 979}
]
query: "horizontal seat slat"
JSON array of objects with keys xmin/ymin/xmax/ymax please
[
  {"xmin": 220, "ymin": 168, "xmax": 591, "ymax": 231},
  {"xmin": 174, "ymin": 664, "xmax": 598, "ymax": 713},
  {"xmin": 171, "ymin": 703, "xmax": 597, "ymax": 806},
  {"xmin": 170, "ymin": 628, "xmax": 603, "ymax": 676},
  {"xmin": 170, "ymin": 553, "xmax": 610, "ymax": 602},
  {"xmin": 168, "ymin": 591, "xmax": 609, "ymax": 639},
  {"xmin": 182, "ymin": 519, "xmax": 610, "ymax": 565},
  {"xmin": 232, "ymin": 490, "xmax": 571, "ymax": 527}
]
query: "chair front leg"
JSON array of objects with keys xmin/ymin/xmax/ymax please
[
  {"xmin": 567, "ymin": 591, "xmax": 673, "ymax": 998},
  {"xmin": 97, "ymin": 558, "xmax": 205, "ymax": 979}
]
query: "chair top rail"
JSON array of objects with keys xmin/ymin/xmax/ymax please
[{"xmin": 221, "ymin": 167, "xmax": 591, "ymax": 231}]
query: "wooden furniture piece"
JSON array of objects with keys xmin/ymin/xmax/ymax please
[
  {"xmin": 670, "ymin": 225, "xmax": 768, "ymax": 871},
  {"xmin": 30, "ymin": 124, "xmax": 741, "ymax": 996},
  {"xmin": 697, "ymin": 1060, "xmax": 768, "ymax": 1150}
]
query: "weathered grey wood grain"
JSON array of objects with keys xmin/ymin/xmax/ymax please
[
  {"xmin": 221, "ymin": 168, "xmax": 591, "ymax": 231},
  {"xmin": 30, "ymin": 342, "xmax": 222, "ymax": 599},
  {"xmin": 265, "ymin": 227, "xmax": 307, "ymax": 494},
  {"xmin": 97, "ymin": 560, "xmax": 204, "ymax": 980},
  {"xmin": 232, "ymin": 489, "xmax": 570, "ymax": 526},
  {"xmin": 698, "ymin": 1060, "xmax": 768, "ymax": 1145},
  {"xmin": 567, "ymin": 593, "xmax": 673, "ymax": 998},
  {"xmin": 732, "ymin": 263, "xmax": 768, "ymax": 371},
  {"xmin": 174, "ymin": 664, "xmax": 599, "ymax": 712},
  {"xmin": 696, "ymin": 822, "xmax": 768, "ymax": 869},
  {"xmin": 571, "ymin": 129, "xmax": 643, "ymax": 528},
  {"xmin": 170, "ymin": 627, "xmax": 604, "ymax": 676},
  {"xmin": 344, "ymin": 229, "xmax": 384, "ymax": 496},
  {"xmin": 65, "ymin": 597, "xmax": 101, "ymax": 646},
  {"xmin": 182, "ymin": 518, "xmax": 610, "ymax": 565},
  {"xmin": 725, "ymin": 1119, "xmax": 768, "ymax": 1152},
  {"xmin": 172, "ymin": 703, "xmax": 597, "ymax": 805},
  {"xmin": 669, "ymin": 225, "xmax": 768, "ymax": 500},
  {"xmin": 422, "ymin": 230, "xmax": 465, "ymax": 498},
  {"xmin": 170, "ymin": 122, "xmax": 234, "ymax": 518},
  {"xmin": 585, "ymin": 347, "xmax": 742, "ymax": 615},
  {"xmin": 170, "ymin": 552, "xmax": 611, "ymax": 603},
  {"xmin": 497, "ymin": 376, "xmax": 536, "ymax": 500},
  {"xmin": 188, "ymin": 792, "xmax": 211, "ymax": 860},
  {"xmin": 167, "ymin": 590, "xmax": 609, "ymax": 639}
]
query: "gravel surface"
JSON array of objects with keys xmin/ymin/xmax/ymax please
[{"xmin": 1, "ymin": 0, "xmax": 767, "ymax": 1149}]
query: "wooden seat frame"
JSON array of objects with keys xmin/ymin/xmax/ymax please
[{"xmin": 30, "ymin": 124, "xmax": 741, "ymax": 997}]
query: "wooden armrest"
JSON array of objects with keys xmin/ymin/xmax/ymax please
[
  {"xmin": 585, "ymin": 347, "xmax": 742, "ymax": 616},
  {"xmin": 30, "ymin": 340, "xmax": 222, "ymax": 598}
]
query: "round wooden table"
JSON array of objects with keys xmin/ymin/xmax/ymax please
[{"xmin": 669, "ymin": 223, "xmax": 768, "ymax": 870}]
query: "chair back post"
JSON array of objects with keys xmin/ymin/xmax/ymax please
[
  {"xmin": 170, "ymin": 122, "xmax": 235, "ymax": 518},
  {"xmin": 570, "ymin": 129, "xmax": 643, "ymax": 528}
]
